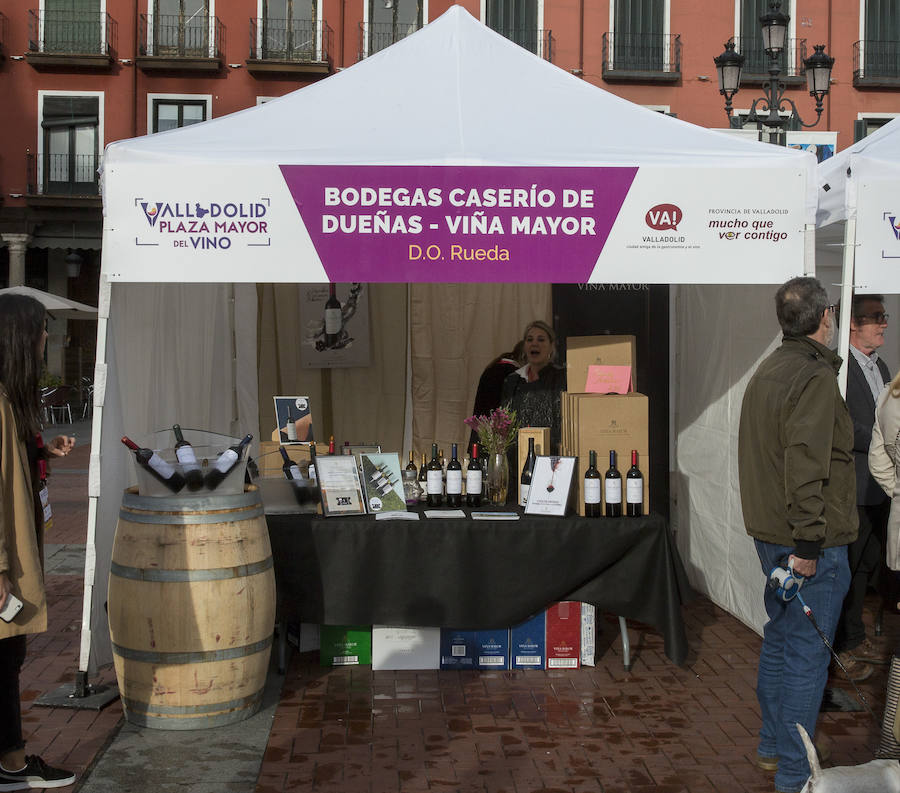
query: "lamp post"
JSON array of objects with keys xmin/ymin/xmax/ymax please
[{"xmin": 714, "ymin": 0, "xmax": 834, "ymax": 145}]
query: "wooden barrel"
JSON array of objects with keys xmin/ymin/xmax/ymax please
[{"xmin": 108, "ymin": 485, "xmax": 275, "ymax": 730}]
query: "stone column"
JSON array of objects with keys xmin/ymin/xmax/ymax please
[{"xmin": 2, "ymin": 233, "xmax": 32, "ymax": 286}]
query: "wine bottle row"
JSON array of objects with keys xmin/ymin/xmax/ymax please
[
  {"xmin": 121, "ymin": 427, "xmax": 253, "ymax": 495},
  {"xmin": 583, "ymin": 449, "xmax": 643, "ymax": 518},
  {"xmin": 403, "ymin": 442, "xmax": 485, "ymax": 508}
]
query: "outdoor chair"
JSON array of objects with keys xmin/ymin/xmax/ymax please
[{"xmin": 42, "ymin": 385, "xmax": 76, "ymax": 425}]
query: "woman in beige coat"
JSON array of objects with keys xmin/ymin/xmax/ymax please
[{"xmin": 0, "ymin": 294, "xmax": 76, "ymax": 789}]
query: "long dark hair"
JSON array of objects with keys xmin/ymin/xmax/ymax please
[{"xmin": 0, "ymin": 294, "xmax": 46, "ymax": 439}]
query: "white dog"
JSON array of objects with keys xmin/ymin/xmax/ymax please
[{"xmin": 797, "ymin": 723, "xmax": 900, "ymax": 792}]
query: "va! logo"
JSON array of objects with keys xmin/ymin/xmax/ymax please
[
  {"xmin": 887, "ymin": 213, "xmax": 900, "ymax": 241},
  {"xmin": 140, "ymin": 202, "xmax": 162, "ymax": 228},
  {"xmin": 645, "ymin": 203, "xmax": 682, "ymax": 231}
]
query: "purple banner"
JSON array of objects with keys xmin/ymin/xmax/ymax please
[{"xmin": 279, "ymin": 165, "xmax": 637, "ymax": 282}]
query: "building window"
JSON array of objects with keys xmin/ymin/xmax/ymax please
[
  {"xmin": 153, "ymin": 0, "xmax": 209, "ymax": 57},
  {"xmin": 612, "ymin": 0, "xmax": 664, "ymax": 70},
  {"xmin": 366, "ymin": 0, "xmax": 422, "ymax": 56},
  {"xmin": 261, "ymin": 0, "xmax": 317, "ymax": 60},
  {"xmin": 42, "ymin": 0, "xmax": 102, "ymax": 54},
  {"xmin": 737, "ymin": 0, "xmax": 799, "ymax": 77},
  {"xmin": 861, "ymin": 0, "xmax": 900, "ymax": 78},
  {"xmin": 149, "ymin": 95, "xmax": 210, "ymax": 133},
  {"xmin": 40, "ymin": 93, "xmax": 101, "ymax": 195},
  {"xmin": 855, "ymin": 113, "xmax": 899, "ymax": 141},
  {"xmin": 486, "ymin": 0, "xmax": 539, "ymax": 54}
]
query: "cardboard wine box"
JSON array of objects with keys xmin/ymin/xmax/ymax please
[
  {"xmin": 570, "ymin": 392, "xmax": 649, "ymax": 516},
  {"xmin": 319, "ymin": 625, "xmax": 372, "ymax": 667},
  {"xmin": 566, "ymin": 335, "xmax": 636, "ymax": 394},
  {"xmin": 516, "ymin": 427, "xmax": 551, "ymax": 506},
  {"xmin": 439, "ymin": 629, "xmax": 478, "ymax": 670},
  {"xmin": 372, "ymin": 626, "xmax": 440, "ymax": 671},
  {"xmin": 474, "ymin": 629, "xmax": 510, "ymax": 670},
  {"xmin": 510, "ymin": 612, "xmax": 546, "ymax": 670},
  {"xmin": 546, "ymin": 602, "xmax": 580, "ymax": 670},
  {"xmin": 581, "ymin": 603, "xmax": 596, "ymax": 667}
]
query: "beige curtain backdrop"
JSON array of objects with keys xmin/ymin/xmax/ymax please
[
  {"xmin": 257, "ymin": 283, "xmax": 409, "ymax": 452},
  {"xmin": 410, "ymin": 283, "xmax": 551, "ymax": 458},
  {"xmin": 257, "ymin": 283, "xmax": 551, "ymax": 462}
]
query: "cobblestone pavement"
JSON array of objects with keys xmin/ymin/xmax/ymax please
[{"xmin": 21, "ymin": 424, "xmax": 896, "ymax": 792}]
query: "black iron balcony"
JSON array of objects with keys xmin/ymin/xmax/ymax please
[
  {"xmin": 137, "ymin": 13, "xmax": 223, "ymax": 71},
  {"xmin": 26, "ymin": 9, "xmax": 115, "ymax": 68},
  {"xmin": 602, "ymin": 32, "xmax": 681, "ymax": 82},
  {"xmin": 247, "ymin": 17, "xmax": 331, "ymax": 76},
  {"xmin": 358, "ymin": 20, "xmax": 422, "ymax": 59},
  {"xmin": 733, "ymin": 36, "xmax": 806, "ymax": 84},
  {"xmin": 854, "ymin": 40, "xmax": 900, "ymax": 87},
  {"xmin": 489, "ymin": 27, "xmax": 553, "ymax": 60},
  {"xmin": 26, "ymin": 152, "xmax": 101, "ymax": 201}
]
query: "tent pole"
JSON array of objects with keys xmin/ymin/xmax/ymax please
[
  {"xmin": 36, "ymin": 275, "xmax": 118, "ymax": 708},
  {"xmin": 837, "ymin": 216, "xmax": 856, "ymax": 398}
]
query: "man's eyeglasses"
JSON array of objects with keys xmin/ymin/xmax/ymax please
[{"xmin": 856, "ymin": 312, "xmax": 890, "ymax": 324}]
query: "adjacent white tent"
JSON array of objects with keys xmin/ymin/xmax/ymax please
[{"xmin": 83, "ymin": 6, "xmax": 818, "ymax": 672}]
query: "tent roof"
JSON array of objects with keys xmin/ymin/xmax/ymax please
[
  {"xmin": 817, "ymin": 116, "xmax": 900, "ymax": 227},
  {"xmin": 104, "ymin": 5, "xmax": 814, "ymax": 172}
]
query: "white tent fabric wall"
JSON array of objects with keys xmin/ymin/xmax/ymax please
[
  {"xmin": 87, "ymin": 282, "xmax": 258, "ymax": 670},
  {"xmin": 674, "ymin": 284, "xmax": 777, "ymax": 635}
]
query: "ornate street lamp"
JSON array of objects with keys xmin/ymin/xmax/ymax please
[{"xmin": 713, "ymin": 0, "xmax": 834, "ymax": 142}]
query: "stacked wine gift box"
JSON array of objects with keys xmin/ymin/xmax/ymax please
[{"xmin": 560, "ymin": 335, "xmax": 650, "ymax": 517}]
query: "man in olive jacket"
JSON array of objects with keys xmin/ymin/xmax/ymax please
[{"xmin": 738, "ymin": 276, "xmax": 857, "ymax": 793}]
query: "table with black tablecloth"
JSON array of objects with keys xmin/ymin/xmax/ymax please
[{"xmin": 265, "ymin": 510, "xmax": 692, "ymax": 666}]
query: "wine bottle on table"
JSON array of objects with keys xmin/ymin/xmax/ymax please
[
  {"xmin": 519, "ymin": 437, "xmax": 536, "ymax": 508},
  {"xmin": 446, "ymin": 443, "xmax": 463, "ymax": 508},
  {"xmin": 466, "ymin": 443, "xmax": 483, "ymax": 508},
  {"xmin": 426, "ymin": 443, "xmax": 443, "ymax": 507},
  {"xmin": 122, "ymin": 436, "xmax": 186, "ymax": 493},
  {"xmin": 406, "ymin": 452, "xmax": 417, "ymax": 477},
  {"xmin": 583, "ymin": 449, "xmax": 602, "ymax": 518},
  {"xmin": 418, "ymin": 452, "xmax": 428, "ymax": 502},
  {"xmin": 604, "ymin": 450, "xmax": 622, "ymax": 517},
  {"xmin": 308, "ymin": 444, "xmax": 318, "ymax": 484},
  {"xmin": 626, "ymin": 450, "xmax": 644, "ymax": 517},
  {"xmin": 324, "ymin": 283, "xmax": 342, "ymax": 348},
  {"xmin": 205, "ymin": 434, "xmax": 253, "ymax": 490},
  {"xmin": 279, "ymin": 446, "xmax": 302, "ymax": 482},
  {"xmin": 172, "ymin": 424, "xmax": 204, "ymax": 491}
]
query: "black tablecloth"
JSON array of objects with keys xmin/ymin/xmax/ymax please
[{"xmin": 265, "ymin": 510, "xmax": 693, "ymax": 665}]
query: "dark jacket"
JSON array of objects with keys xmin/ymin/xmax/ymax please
[
  {"xmin": 738, "ymin": 336, "xmax": 858, "ymax": 558},
  {"xmin": 845, "ymin": 350, "xmax": 891, "ymax": 505},
  {"xmin": 500, "ymin": 364, "xmax": 567, "ymax": 452}
]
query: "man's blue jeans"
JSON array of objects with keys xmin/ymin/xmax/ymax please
[{"xmin": 754, "ymin": 540, "xmax": 850, "ymax": 793}]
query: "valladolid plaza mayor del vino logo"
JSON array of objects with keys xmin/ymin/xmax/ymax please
[{"xmin": 136, "ymin": 198, "xmax": 272, "ymax": 250}]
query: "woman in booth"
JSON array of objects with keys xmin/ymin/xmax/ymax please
[{"xmin": 500, "ymin": 320, "xmax": 567, "ymax": 454}]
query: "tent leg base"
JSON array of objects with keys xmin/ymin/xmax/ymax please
[{"xmin": 35, "ymin": 672, "xmax": 120, "ymax": 710}]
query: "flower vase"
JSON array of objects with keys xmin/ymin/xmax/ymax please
[{"xmin": 486, "ymin": 453, "xmax": 509, "ymax": 507}]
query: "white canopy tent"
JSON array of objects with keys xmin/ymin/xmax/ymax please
[
  {"xmin": 816, "ymin": 118, "xmax": 900, "ymax": 392},
  {"xmin": 82, "ymin": 6, "xmax": 819, "ymax": 674}
]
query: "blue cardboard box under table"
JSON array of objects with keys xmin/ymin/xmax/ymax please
[
  {"xmin": 474, "ymin": 629, "xmax": 510, "ymax": 670},
  {"xmin": 510, "ymin": 612, "xmax": 546, "ymax": 670},
  {"xmin": 440, "ymin": 629, "xmax": 477, "ymax": 670}
]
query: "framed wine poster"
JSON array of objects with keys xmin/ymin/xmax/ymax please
[
  {"xmin": 359, "ymin": 453, "xmax": 405, "ymax": 513},
  {"xmin": 273, "ymin": 395, "xmax": 315, "ymax": 444},
  {"xmin": 316, "ymin": 455, "xmax": 366, "ymax": 517},
  {"xmin": 298, "ymin": 283, "xmax": 371, "ymax": 369},
  {"xmin": 524, "ymin": 456, "xmax": 576, "ymax": 516}
]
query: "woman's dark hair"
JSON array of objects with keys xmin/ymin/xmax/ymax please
[{"xmin": 0, "ymin": 294, "xmax": 46, "ymax": 439}]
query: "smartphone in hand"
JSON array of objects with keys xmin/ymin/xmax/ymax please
[{"xmin": 0, "ymin": 593, "xmax": 23, "ymax": 623}]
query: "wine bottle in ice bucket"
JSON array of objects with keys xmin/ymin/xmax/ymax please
[
  {"xmin": 205, "ymin": 434, "xmax": 253, "ymax": 490},
  {"xmin": 172, "ymin": 424, "xmax": 204, "ymax": 491},
  {"xmin": 122, "ymin": 436, "xmax": 186, "ymax": 493}
]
